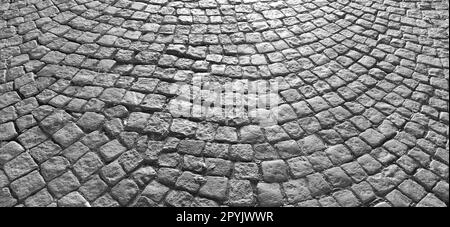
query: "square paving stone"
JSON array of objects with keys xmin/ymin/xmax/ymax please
[
  {"xmin": 275, "ymin": 140, "xmax": 302, "ymax": 159},
  {"xmin": 158, "ymin": 153, "xmax": 181, "ymax": 168},
  {"xmin": 432, "ymin": 181, "xmax": 449, "ymax": 203},
  {"xmin": 262, "ymin": 160, "xmax": 289, "ymax": 183},
  {"xmin": 199, "ymin": 176, "xmax": 228, "ymax": 201},
  {"xmin": 254, "ymin": 143, "xmax": 279, "ymax": 160},
  {"xmin": 398, "ymin": 179, "xmax": 427, "ymax": 202},
  {"xmin": 324, "ymin": 167, "xmax": 352, "ymax": 188},
  {"xmin": 360, "ymin": 129, "xmax": 386, "ymax": 147},
  {"xmin": 170, "ymin": 118, "xmax": 198, "ymax": 137},
  {"xmin": 357, "ymin": 154, "xmax": 383, "ymax": 175},
  {"xmin": 30, "ymin": 140, "xmax": 62, "ymax": 163},
  {"xmin": 367, "ymin": 165, "xmax": 407, "ymax": 194},
  {"xmin": 4, "ymin": 151, "xmax": 38, "ymax": 180},
  {"xmin": 0, "ymin": 171, "xmax": 8, "ymax": 188},
  {"xmin": 99, "ymin": 139, "xmax": 127, "ymax": 162},
  {"xmin": 175, "ymin": 171, "xmax": 204, "ymax": 193},
  {"xmin": 345, "ymin": 137, "xmax": 371, "ymax": 157},
  {"xmin": 351, "ymin": 181, "xmax": 376, "ymax": 204},
  {"xmin": 73, "ymin": 152, "xmax": 104, "ymax": 181},
  {"xmin": 53, "ymin": 123, "xmax": 84, "ymax": 148},
  {"xmin": 383, "ymin": 139, "xmax": 408, "ymax": 156},
  {"xmin": 396, "ymin": 155, "xmax": 419, "ymax": 174},
  {"xmin": 306, "ymin": 173, "xmax": 332, "ymax": 197},
  {"xmin": 228, "ymin": 180, "xmax": 255, "ymax": 206},
  {"xmin": 307, "ymin": 96, "xmax": 330, "ymax": 112},
  {"xmin": 182, "ymin": 155, "xmax": 206, "ymax": 173},
  {"xmin": 272, "ymin": 104, "xmax": 298, "ymax": 123},
  {"xmin": 91, "ymin": 193, "xmax": 119, "ymax": 207},
  {"xmin": 341, "ymin": 161, "xmax": 368, "ymax": 183},
  {"xmin": 256, "ymin": 183, "xmax": 283, "ymax": 207},
  {"xmin": 333, "ymin": 189, "xmax": 361, "ymax": 207},
  {"xmin": 48, "ymin": 171, "xmax": 81, "ymax": 198},
  {"xmin": 0, "ymin": 91, "xmax": 21, "ymax": 109},
  {"xmin": 264, "ymin": 125, "xmax": 291, "ymax": 142},
  {"xmin": 101, "ymin": 161, "xmax": 126, "ymax": 186},
  {"xmin": 335, "ymin": 121, "xmax": 360, "ymax": 139},
  {"xmin": 229, "ymin": 144, "xmax": 253, "ymax": 161},
  {"xmin": 99, "ymin": 88, "xmax": 126, "ymax": 103},
  {"xmin": 205, "ymin": 158, "xmax": 232, "ymax": 177},
  {"xmin": 121, "ymin": 91, "xmax": 145, "ymax": 106},
  {"xmin": 111, "ymin": 179, "xmax": 139, "ymax": 206},
  {"xmin": 319, "ymin": 196, "xmax": 340, "ymax": 207},
  {"xmin": 141, "ymin": 181, "xmax": 170, "ymax": 202},
  {"xmin": 239, "ymin": 125, "xmax": 265, "ymax": 143},
  {"xmin": 76, "ymin": 112, "xmax": 105, "ymax": 132},
  {"xmin": 416, "ymin": 194, "xmax": 446, "ymax": 207},
  {"xmin": 234, "ymin": 162, "xmax": 260, "ymax": 180},
  {"xmin": 61, "ymin": 141, "xmax": 90, "ymax": 163},
  {"xmin": 0, "ymin": 122, "xmax": 18, "ymax": 141},
  {"xmin": 298, "ymin": 134, "xmax": 326, "ymax": 154},
  {"xmin": 177, "ymin": 140, "xmax": 205, "ymax": 155},
  {"xmin": 385, "ymin": 189, "xmax": 412, "ymax": 207},
  {"xmin": 81, "ymin": 131, "xmax": 110, "ymax": 150},
  {"xmin": 24, "ymin": 189, "xmax": 54, "ymax": 207},
  {"xmin": 140, "ymin": 94, "xmax": 166, "ymax": 111},
  {"xmin": 308, "ymin": 151, "xmax": 334, "ymax": 171},
  {"xmin": 17, "ymin": 126, "xmax": 48, "ymax": 149},
  {"xmin": 0, "ymin": 187, "xmax": 17, "ymax": 207},
  {"xmin": 57, "ymin": 191, "xmax": 89, "ymax": 207},
  {"xmin": 2, "ymin": 0, "xmax": 449, "ymax": 208},
  {"xmin": 287, "ymin": 157, "xmax": 314, "ymax": 178},
  {"xmin": 0, "ymin": 141, "xmax": 25, "ymax": 165},
  {"xmin": 325, "ymin": 144, "xmax": 354, "ymax": 165},
  {"xmin": 0, "ymin": 106, "xmax": 18, "ymax": 124},
  {"xmin": 143, "ymin": 140, "xmax": 164, "ymax": 163},
  {"xmin": 283, "ymin": 179, "xmax": 312, "ymax": 204},
  {"xmin": 165, "ymin": 190, "xmax": 194, "ymax": 207},
  {"xmin": 118, "ymin": 149, "xmax": 143, "ymax": 173},
  {"xmin": 126, "ymin": 112, "xmax": 151, "ymax": 132},
  {"xmin": 144, "ymin": 112, "xmax": 172, "ymax": 138},
  {"xmin": 40, "ymin": 156, "xmax": 70, "ymax": 181},
  {"xmin": 78, "ymin": 175, "xmax": 108, "ymax": 202}
]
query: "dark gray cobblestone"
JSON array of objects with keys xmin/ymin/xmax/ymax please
[{"xmin": 0, "ymin": 0, "xmax": 448, "ymax": 207}]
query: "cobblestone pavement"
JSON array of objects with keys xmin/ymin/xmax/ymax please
[{"xmin": 0, "ymin": 0, "xmax": 449, "ymax": 207}]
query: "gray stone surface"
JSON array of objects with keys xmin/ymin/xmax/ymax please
[{"xmin": 0, "ymin": 0, "xmax": 448, "ymax": 207}]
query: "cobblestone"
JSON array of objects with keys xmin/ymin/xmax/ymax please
[{"xmin": 0, "ymin": 0, "xmax": 448, "ymax": 207}]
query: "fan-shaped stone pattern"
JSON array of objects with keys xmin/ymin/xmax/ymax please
[{"xmin": 0, "ymin": 0, "xmax": 448, "ymax": 207}]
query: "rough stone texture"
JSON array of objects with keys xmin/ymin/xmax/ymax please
[
  {"xmin": 48, "ymin": 171, "xmax": 80, "ymax": 198},
  {"xmin": 24, "ymin": 189, "xmax": 54, "ymax": 207},
  {"xmin": 53, "ymin": 123, "xmax": 84, "ymax": 148},
  {"xmin": 228, "ymin": 180, "xmax": 255, "ymax": 206},
  {"xmin": 261, "ymin": 160, "xmax": 289, "ymax": 183},
  {"xmin": 257, "ymin": 183, "xmax": 284, "ymax": 207},
  {"xmin": 73, "ymin": 152, "xmax": 104, "ymax": 180},
  {"xmin": 199, "ymin": 176, "xmax": 228, "ymax": 201},
  {"xmin": 111, "ymin": 179, "xmax": 139, "ymax": 206},
  {"xmin": 0, "ymin": 122, "xmax": 17, "ymax": 141},
  {"xmin": 58, "ymin": 192, "xmax": 89, "ymax": 207},
  {"xmin": 0, "ymin": 0, "xmax": 448, "ymax": 207},
  {"xmin": 0, "ymin": 187, "xmax": 17, "ymax": 207},
  {"xmin": 10, "ymin": 171, "xmax": 45, "ymax": 200},
  {"xmin": 3, "ymin": 151, "xmax": 37, "ymax": 180}
]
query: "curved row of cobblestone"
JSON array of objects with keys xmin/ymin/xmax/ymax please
[{"xmin": 0, "ymin": 0, "xmax": 448, "ymax": 207}]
